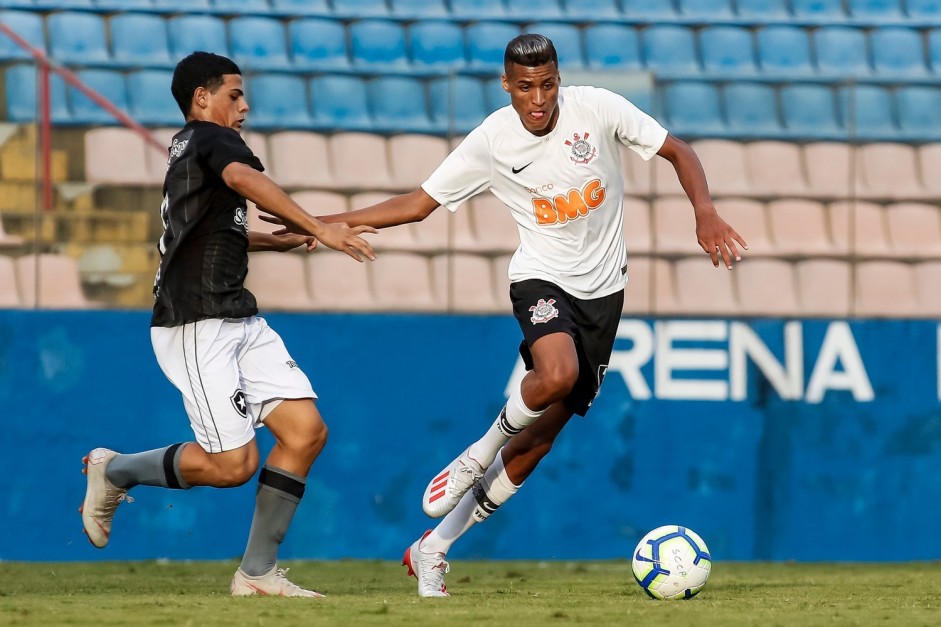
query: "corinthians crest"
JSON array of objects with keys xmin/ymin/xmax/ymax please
[
  {"xmin": 564, "ymin": 131, "xmax": 597, "ymax": 165},
  {"xmin": 529, "ymin": 298, "xmax": 559, "ymax": 324}
]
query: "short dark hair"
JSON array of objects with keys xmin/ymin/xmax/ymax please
[
  {"xmin": 504, "ymin": 34, "xmax": 558, "ymax": 69},
  {"xmin": 171, "ymin": 51, "xmax": 241, "ymax": 116}
]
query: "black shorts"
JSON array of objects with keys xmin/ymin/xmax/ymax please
[{"xmin": 509, "ymin": 279, "xmax": 624, "ymax": 417}]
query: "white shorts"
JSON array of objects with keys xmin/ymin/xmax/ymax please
[{"xmin": 151, "ymin": 316, "xmax": 316, "ymax": 453}]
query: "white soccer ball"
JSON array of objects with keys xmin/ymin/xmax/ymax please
[{"xmin": 631, "ymin": 525, "xmax": 712, "ymax": 600}]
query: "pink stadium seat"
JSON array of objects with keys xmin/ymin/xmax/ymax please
[
  {"xmin": 803, "ymin": 142, "xmax": 852, "ymax": 198},
  {"xmin": 350, "ymin": 191, "xmax": 417, "ymax": 250},
  {"xmin": 854, "ymin": 261, "xmax": 917, "ymax": 317},
  {"xmin": 653, "ymin": 197, "xmax": 701, "ymax": 255},
  {"xmin": 16, "ymin": 253, "xmax": 90, "ymax": 309},
  {"xmin": 918, "ymin": 144, "xmax": 941, "ymax": 197},
  {"xmin": 673, "ymin": 256, "xmax": 738, "ymax": 316},
  {"xmin": 855, "ymin": 143, "xmax": 925, "ymax": 199},
  {"xmin": 914, "ymin": 261, "xmax": 941, "ymax": 316},
  {"xmin": 307, "ymin": 250, "xmax": 374, "ymax": 310},
  {"xmin": 468, "ymin": 194, "xmax": 521, "ymax": 254},
  {"xmin": 735, "ymin": 259, "xmax": 800, "ymax": 316},
  {"xmin": 267, "ymin": 132, "xmax": 333, "ymax": 188},
  {"xmin": 0, "ymin": 255, "xmax": 21, "ymax": 308},
  {"xmin": 370, "ymin": 251, "xmax": 444, "ymax": 311},
  {"xmin": 796, "ymin": 259, "xmax": 850, "ymax": 317},
  {"xmin": 886, "ymin": 202, "xmax": 941, "ymax": 258},
  {"xmin": 653, "ymin": 156, "xmax": 685, "ymax": 196},
  {"xmin": 244, "ymin": 251, "xmax": 313, "ymax": 311},
  {"xmin": 388, "ymin": 134, "xmax": 450, "ymax": 188},
  {"xmin": 292, "ymin": 190, "xmax": 349, "ymax": 218},
  {"xmin": 450, "ymin": 203, "xmax": 480, "ymax": 252},
  {"xmin": 619, "ymin": 143, "xmax": 654, "ymax": 196},
  {"xmin": 690, "ymin": 140, "xmax": 750, "ymax": 197},
  {"xmin": 623, "ymin": 256, "xmax": 676, "ymax": 315},
  {"xmin": 767, "ymin": 199, "xmax": 832, "ymax": 255},
  {"xmin": 829, "ymin": 200, "xmax": 892, "ymax": 258},
  {"xmin": 329, "ymin": 132, "xmax": 395, "ymax": 190},
  {"xmin": 717, "ymin": 198, "xmax": 773, "ymax": 254},
  {"xmin": 85, "ymin": 128, "xmax": 151, "ymax": 185},
  {"xmin": 746, "ymin": 141, "xmax": 808, "ymax": 196},
  {"xmin": 493, "ymin": 254, "xmax": 512, "ymax": 304},
  {"xmin": 432, "ymin": 253, "xmax": 503, "ymax": 313},
  {"xmin": 623, "ymin": 196, "xmax": 652, "ymax": 253}
]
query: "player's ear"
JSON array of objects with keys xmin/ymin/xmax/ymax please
[
  {"xmin": 501, "ymin": 74, "xmax": 510, "ymax": 93},
  {"xmin": 193, "ymin": 86, "xmax": 210, "ymax": 110}
]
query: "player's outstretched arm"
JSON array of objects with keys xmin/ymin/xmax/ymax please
[
  {"xmin": 247, "ymin": 231, "xmax": 317, "ymax": 253},
  {"xmin": 657, "ymin": 134, "xmax": 748, "ymax": 269},
  {"xmin": 261, "ymin": 188, "xmax": 441, "ymax": 232},
  {"xmin": 222, "ymin": 162, "xmax": 377, "ymax": 262}
]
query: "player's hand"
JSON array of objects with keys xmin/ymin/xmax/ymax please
[
  {"xmin": 315, "ymin": 222, "xmax": 377, "ymax": 262},
  {"xmin": 695, "ymin": 210, "xmax": 747, "ymax": 269},
  {"xmin": 274, "ymin": 233, "xmax": 318, "ymax": 253}
]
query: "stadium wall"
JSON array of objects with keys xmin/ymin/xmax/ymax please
[{"xmin": 3, "ymin": 311, "xmax": 940, "ymax": 562}]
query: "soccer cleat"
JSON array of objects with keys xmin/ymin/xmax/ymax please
[
  {"xmin": 403, "ymin": 530, "xmax": 450, "ymax": 598},
  {"xmin": 230, "ymin": 565, "xmax": 324, "ymax": 598},
  {"xmin": 422, "ymin": 448, "xmax": 484, "ymax": 518},
  {"xmin": 80, "ymin": 448, "xmax": 130, "ymax": 548}
]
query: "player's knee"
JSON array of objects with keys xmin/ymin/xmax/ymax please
[
  {"xmin": 540, "ymin": 362, "xmax": 579, "ymax": 398},
  {"xmin": 284, "ymin": 418, "xmax": 328, "ymax": 459},
  {"xmin": 214, "ymin": 455, "xmax": 258, "ymax": 487}
]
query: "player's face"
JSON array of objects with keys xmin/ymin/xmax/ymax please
[
  {"xmin": 502, "ymin": 62, "xmax": 561, "ymax": 137},
  {"xmin": 202, "ymin": 74, "xmax": 249, "ymax": 132}
]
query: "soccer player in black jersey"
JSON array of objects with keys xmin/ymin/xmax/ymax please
[{"xmin": 80, "ymin": 52, "xmax": 376, "ymax": 597}]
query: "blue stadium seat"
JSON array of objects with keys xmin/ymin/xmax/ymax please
[
  {"xmin": 96, "ymin": 1, "xmax": 154, "ymax": 12},
  {"xmin": 390, "ymin": 0, "xmax": 448, "ymax": 18},
  {"xmin": 33, "ymin": 0, "xmax": 93, "ymax": 8},
  {"xmin": 723, "ymin": 82, "xmax": 781, "ymax": 138},
  {"xmin": 467, "ymin": 22, "xmax": 522, "ymax": 70},
  {"xmin": 213, "ymin": 0, "xmax": 272, "ymax": 12},
  {"xmin": 229, "ymin": 17, "xmax": 290, "ymax": 71},
  {"xmin": 563, "ymin": 0, "xmax": 622, "ymax": 19},
  {"xmin": 247, "ymin": 74, "xmax": 313, "ymax": 130},
  {"xmin": 897, "ymin": 86, "xmax": 941, "ymax": 140},
  {"xmin": 289, "ymin": 18, "xmax": 350, "ymax": 71},
  {"xmin": 642, "ymin": 25, "xmax": 699, "ymax": 75},
  {"xmin": 168, "ymin": 16, "xmax": 229, "ymax": 58},
  {"xmin": 931, "ymin": 29, "xmax": 941, "ymax": 72},
  {"xmin": 0, "ymin": 1, "xmax": 34, "ymax": 8},
  {"xmin": 780, "ymin": 84, "xmax": 842, "ymax": 139},
  {"xmin": 757, "ymin": 26, "xmax": 814, "ymax": 76},
  {"xmin": 663, "ymin": 82, "xmax": 725, "ymax": 138},
  {"xmin": 815, "ymin": 27, "xmax": 870, "ymax": 75},
  {"xmin": 70, "ymin": 69, "xmax": 129, "ymax": 126},
  {"xmin": 524, "ymin": 23, "xmax": 583, "ymax": 68},
  {"xmin": 47, "ymin": 12, "xmax": 110, "ymax": 66},
  {"xmin": 484, "ymin": 77, "xmax": 509, "ymax": 112},
  {"xmin": 622, "ymin": 0, "xmax": 677, "ymax": 19},
  {"xmin": 350, "ymin": 20, "xmax": 408, "ymax": 69},
  {"xmin": 679, "ymin": 0, "xmax": 734, "ymax": 19},
  {"xmin": 110, "ymin": 14, "xmax": 173, "ymax": 69},
  {"xmin": 840, "ymin": 84, "xmax": 896, "ymax": 140},
  {"xmin": 791, "ymin": 0, "xmax": 845, "ymax": 21},
  {"xmin": 847, "ymin": 0, "xmax": 904, "ymax": 19},
  {"xmin": 507, "ymin": 0, "xmax": 566, "ymax": 19},
  {"xmin": 331, "ymin": 0, "xmax": 389, "ymax": 17},
  {"xmin": 908, "ymin": 0, "xmax": 941, "ymax": 19},
  {"xmin": 153, "ymin": 0, "xmax": 212, "ymax": 10},
  {"xmin": 126, "ymin": 70, "xmax": 181, "ymax": 127},
  {"xmin": 585, "ymin": 24, "xmax": 641, "ymax": 70},
  {"xmin": 700, "ymin": 26, "xmax": 757, "ymax": 75},
  {"xmin": 0, "ymin": 11, "xmax": 44, "ymax": 61},
  {"xmin": 429, "ymin": 76, "xmax": 489, "ymax": 134},
  {"xmin": 735, "ymin": 0, "xmax": 790, "ymax": 19},
  {"xmin": 309, "ymin": 75, "xmax": 372, "ymax": 132},
  {"xmin": 369, "ymin": 76, "xmax": 434, "ymax": 134},
  {"xmin": 4, "ymin": 64, "xmax": 70, "ymax": 124},
  {"xmin": 450, "ymin": 0, "xmax": 508, "ymax": 20},
  {"xmin": 871, "ymin": 28, "xmax": 927, "ymax": 75},
  {"xmin": 270, "ymin": 0, "xmax": 330, "ymax": 15},
  {"xmin": 410, "ymin": 21, "xmax": 465, "ymax": 69}
]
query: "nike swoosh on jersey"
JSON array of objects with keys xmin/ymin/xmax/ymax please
[{"xmin": 511, "ymin": 162, "xmax": 533, "ymax": 174}]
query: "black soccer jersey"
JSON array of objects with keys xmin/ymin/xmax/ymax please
[{"xmin": 151, "ymin": 121, "xmax": 264, "ymax": 327}]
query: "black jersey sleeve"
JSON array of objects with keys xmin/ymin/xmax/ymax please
[{"xmin": 197, "ymin": 124, "xmax": 265, "ymax": 177}]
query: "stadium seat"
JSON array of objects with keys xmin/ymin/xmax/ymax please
[
  {"xmin": 289, "ymin": 18, "xmax": 350, "ymax": 71},
  {"xmin": 897, "ymin": 86, "xmax": 941, "ymax": 141},
  {"xmin": 154, "ymin": 0, "xmax": 211, "ymax": 9},
  {"xmin": 307, "ymin": 251, "xmax": 374, "ymax": 311},
  {"xmin": 662, "ymin": 82, "xmax": 725, "ymax": 138},
  {"xmin": 673, "ymin": 257, "xmax": 738, "ymax": 316},
  {"xmin": 623, "ymin": 257, "xmax": 675, "ymax": 315},
  {"xmin": 736, "ymin": 259, "xmax": 800, "ymax": 317},
  {"xmin": 919, "ymin": 144, "xmax": 941, "ymax": 197},
  {"xmin": 564, "ymin": 0, "xmax": 622, "ymax": 19},
  {"xmin": 700, "ymin": 26, "xmax": 757, "ymax": 75},
  {"xmin": 16, "ymin": 254, "xmax": 90, "ymax": 309},
  {"xmin": 409, "ymin": 21, "xmax": 465, "ymax": 69},
  {"xmin": 84, "ymin": 128, "xmax": 152, "ymax": 184},
  {"xmin": 466, "ymin": 22, "xmax": 522, "ymax": 70},
  {"xmin": 689, "ymin": 140, "xmax": 750, "ymax": 196},
  {"xmin": 331, "ymin": 0, "xmax": 389, "ymax": 17},
  {"xmin": 736, "ymin": 0, "xmax": 790, "ymax": 19},
  {"xmin": 329, "ymin": 132, "xmax": 395, "ymax": 189},
  {"xmin": 388, "ymin": 134, "xmax": 449, "ymax": 189},
  {"xmin": 796, "ymin": 260, "xmax": 850, "ymax": 317},
  {"xmin": 642, "ymin": 25, "xmax": 699, "ymax": 75},
  {"xmin": 126, "ymin": 70, "xmax": 180, "ymax": 127},
  {"xmin": 803, "ymin": 142, "xmax": 852, "ymax": 198},
  {"xmin": 756, "ymin": 26, "xmax": 814, "ymax": 76},
  {"xmin": 508, "ymin": 0, "xmax": 565, "ymax": 19},
  {"xmin": 213, "ymin": 0, "xmax": 272, "ymax": 12},
  {"xmin": 4, "ymin": 64, "xmax": 70, "ymax": 124},
  {"xmin": 915, "ymin": 262, "xmax": 941, "ymax": 316},
  {"xmin": 622, "ymin": 0, "xmax": 677, "ymax": 19},
  {"xmin": 309, "ymin": 75, "xmax": 372, "ymax": 132},
  {"xmin": 855, "ymin": 143, "xmax": 924, "ymax": 199},
  {"xmin": 931, "ymin": 29, "xmax": 941, "ymax": 72},
  {"xmin": 468, "ymin": 194, "xmax": 521, "ymax": 253},
  {"xmin": 47, "ymin": 12, "xmax": 110, "ymax": 66},
  {"xmin": 652, "ymin": 156, "xmax": 685, "ymax": 196},
  {"xmin": 814, "ymin": 27, "xmax": 870, "ymax": 75},
  {"xmin": 791, "ymin": 0, "xmax": 845, "ymax": 21},
  {"xmin": 840, "ymin": 85, "xmax": 896, "ymax": 141},
  {"xmin": 886, "ymin": 203, "xmax": 941, "ymax": 258},
  {"xmin": 350, "ymin": 20, "xmax": 408, "ymax": 69},
  {"xmin": 247, "ymin": 74, "xmax": 313, "ymax": 130},
  {"xmin": 450, "ymin": 0, "xmax": 508, "ymax": 19},
  {"xmin": 746, "ymin": 141, "xmax": 808, "ymax": 197},
  {"xmin": 714, "ymin": 198, "xmax": 773, "ymax": 253},
  {"xmin": 288, "ymin": 190, "xmax": 347, "ymax": 218},
  {"xmin": 0, "ymin": 255, "xmax": 20, "ymax": 308},
  {"xmin": 484, "ymin": 77, "xmax": 509, "ymax": 113},
  {"xmin": 267, "ymin": 132, "xmax": 332, "ymax": 188},
  {"xmin": 855, "ymin": 261, "xmax": 917, "ymax": 317},
  {"xmin": 391, "ymin": 0, "xmax": 448, "ymax": 18},
  {"xmin": 679, "ymin": 0, "xmax": 734, "ymax": 19},
  {"xmin": 847, "ymin": 0, "xmax": 904, "ymax": 20},
  {"xmin": 245, "ymin": 252, "xmax": 313, "ymax": 311},
  {"xmin": 70, "ymin": 69, "xmax": 129, "ymax": 126},
  {"xmin": 33, "ymin": 0, "xmax": 93, "ymax": 9},
  {"xmin": 433, "ymin": 253, "xmax": 503, "ymax": 313},
  {"xmin": 350, "ymin": 192, "xmax": 419, "ymax": 250},
  {"xmin": 168, "ymin": 16, "xmax": 229, "ymax": 58},
  {"xmin": 429, "ymin": 75, "xmax": 489, "ymax": 135},
  {"xmin": 524, "ymin": 23, "xmax": 584, "ymax": 68},
  {"xmin": 909, "ymin": 0, "xmax": 941, "ymax": 20},
  {"xmin": 780, "ymin": 84, "xmax": 843, "ymax": 140},
  {"xmin": 0, "ymin": 10, "xmax": 44, "ymax": 61},
  {"xmin": 369, "ymin": 76, "xmax": 435, "ymax": 134},
  {"xmin": 584, "ymin": 24, "xmax": 641, "ymax": 70},
  {"xmin": 271, "ymin": 0, "xmax": 330, "ymax": 15},
  {"xmin": 829, "ymin": 200, "xmax": 892, "ymax": 257},
  {"xmin": 110, "ymin": 14, "xmax": 172, "ymax": 70},
  {"xmin": 723, "ymin": 82, "xmax": 781, "ymax": 138},
  {"xmin": 871, "ymin": 28, "xmax": 927, "ymax": 76},
  {"xmin": 653, "ymin": 197, "xmax": 701, "ymax": 255},
  {"xmin": 622, "ymin": 197, "xmax": 652, "ymax": 253},
  {"xmin": 767, "ymin": 199, "xmax": 832, "ymax": 255},
  {"xmin": 229, "ymin": 17, "xmax": 290, "ymax": 71},
  {"xmin": 371, "ymin": 252, "xmax": 444, "ymax": 311}
]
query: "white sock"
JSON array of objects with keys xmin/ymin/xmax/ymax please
[
  {"xmin": 422, "ymin": 451, "xmax": 520, "ymax": 555},
  {"xmin": 467, "ymin": 382, "xmax": 545, "ymax": 469}
]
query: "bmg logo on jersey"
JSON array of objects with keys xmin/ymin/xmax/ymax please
[{"xmin": 531, "ymin": 178, "xmax": 606, "ymax": 226}]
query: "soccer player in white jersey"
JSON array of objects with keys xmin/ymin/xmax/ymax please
[{"xmin": 269, "ymin": 34, "xmax": 746, "ymax": 597}]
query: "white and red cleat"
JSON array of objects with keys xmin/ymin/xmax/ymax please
[
  {"xmin": 80, "ymin": 448, "xmax": 130, "ymax": 548},
  {"xmin": 421, "ymin": 449, "xmax": 484, "ymax": 518},
  {"xmin": 403, "ymin": 530, "xmax": 450, "ymax": 598},
  {"xmin": 230, "ymin": 565, "xmax": 324, "ymax": 597}
]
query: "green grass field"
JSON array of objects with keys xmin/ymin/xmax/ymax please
[{"xmin": 2, "ymin": 560, "xmax": 939, "ymax": 626}]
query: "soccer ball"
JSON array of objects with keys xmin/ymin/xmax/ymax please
[{"xmin": 631, "ymin": 525, "xmax": 712, "ymax": 600}]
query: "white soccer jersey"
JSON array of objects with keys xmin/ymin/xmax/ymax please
[{"xmin": 422, "ymin": 85, "xmax": 668, "ymax": 300}]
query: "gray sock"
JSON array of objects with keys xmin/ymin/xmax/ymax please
[
  {"xmin": 239, "ymin": 465, "xmax": 306, "ymax": 577},
  {"xmin": 105, "ymin": 443, "xmax": 190, "ymax": 490}
]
